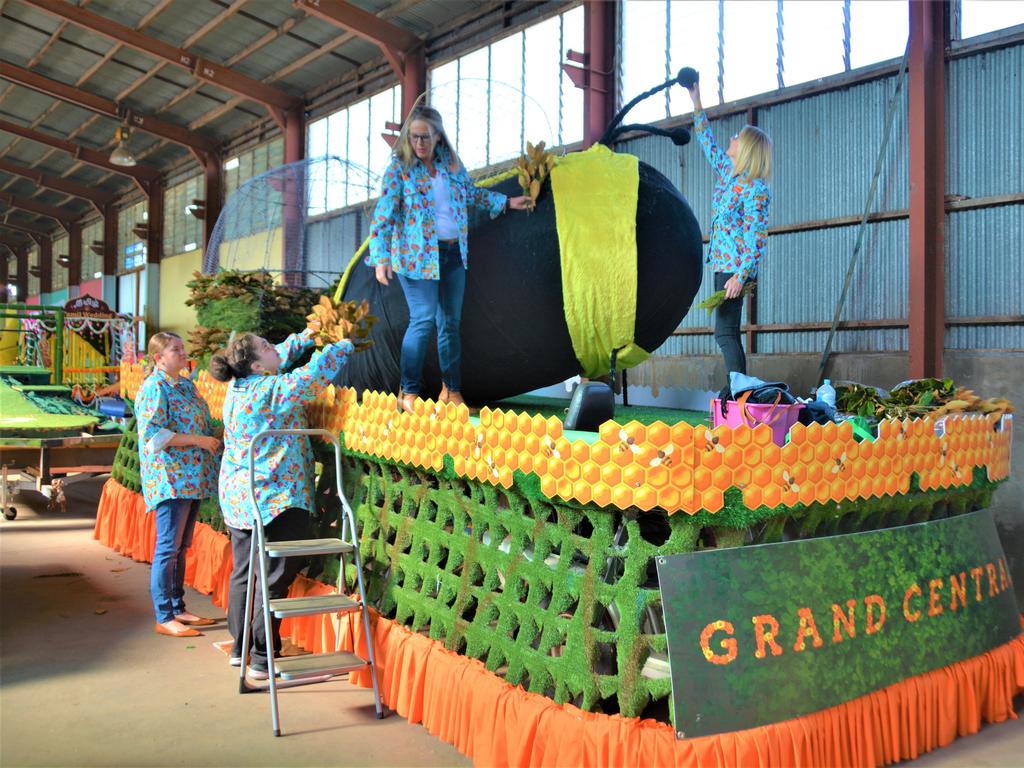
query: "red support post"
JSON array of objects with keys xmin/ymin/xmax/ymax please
[
  {"xmin": 203, "ymin": 153, "xmax": 223, "ymax": 253},
  {"xmin": 102, "ymin": 204, "xmax": 118, "ymax": 278},
  {"xmin": 16, "ymin": 247, "xmax": 29, "ymax": 302},
  {"xmin": 147, "ymin": 182, "xmax": 164, "ymax": 266},
  {"xmin": 68, "ymin": 222, "xmax": 82, "ymax": 289},
  {"xmin": 0, "ymin": 254, "xmax": 8, "ymax": 303},
  {"xmin": 562, "ymin": 0, "xmax": 616, "ymax": 148},
  {"xmin": 908, "ymin": 0, "xmax": 946, "ymax": 378},
  {"xmin": 39, "ymin": 236, "xmax": 53, "ymax": 296},
  {"xmin": 282, "ymin": 107, "xmax": 306, "ymax": 286},
  {"xmin": 402, "ymin": 45, "xmax": 426, "ymax": 118}
]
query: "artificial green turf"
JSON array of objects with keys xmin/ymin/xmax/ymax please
[
  {"xmin": 495, "ymin": 394, "xmax": 709, "ymax": 428},
  {"xmin": 0, "ymin": 379, "xmax": 97, "ymax": 435}
]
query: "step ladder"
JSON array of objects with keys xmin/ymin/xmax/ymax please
[{"xmin": 238, "ymin": 428, "xmax": 384, "ymax": 736}]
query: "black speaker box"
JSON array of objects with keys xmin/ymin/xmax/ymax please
[{"xmin": 564, "ymin": 382, "xmax": 615, "ymax": 432}]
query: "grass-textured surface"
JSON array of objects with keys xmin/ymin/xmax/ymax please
[
  {"xmin": 108, "ymin": 398, "xmax": 1005, "ymax": 721},
  {"xmin": 498, "ymin": 394, "xmax": 709, "ymax": 428},
  {"xmin": 0, "ymin": 379, "xmax": 97, "ymax": 436}
]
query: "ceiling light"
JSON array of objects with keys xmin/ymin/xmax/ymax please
[
  {"xmin": 57, "ymin": 254, "xmax": 70, "ymax": 267},
  {"xmin": 109, "ymin": 125, "xmax": 137, "ymax": 167}
]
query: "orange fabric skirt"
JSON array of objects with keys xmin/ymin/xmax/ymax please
[{"xmin": 95, "ymin": 478, "xmax": 1024, "ymax": 767}]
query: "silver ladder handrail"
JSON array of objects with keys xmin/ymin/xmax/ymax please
[{"xmin": 239, "ymin": 427, "xmax": 384, "ymax": 735}]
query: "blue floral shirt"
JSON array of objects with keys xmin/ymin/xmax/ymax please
[
  {"xmin": 366, "ymin": 145, "xmax": 507, "ymax": 280},
  {"xmin": 218, "ymin": 331, "xmax": 353, "ymax": 530},
  {"xmin": 135, "ymin": 368, "xmax": 218, "ymax": 512},
  {"xmin": 694, "ymin": 108, "xmax": 771, "ymax": 283}
]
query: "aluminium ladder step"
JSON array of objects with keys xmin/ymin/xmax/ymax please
[
  {"xmin": 269, "ymin": 593, "xmax": 362, "ymax": 618},
  {"xmin": 275, "ymin": 651, "xmax": 369, "ymax": 681},
  {"xmin": 265, "ymin": 538, "xmax": 353, "ymax": 557}
]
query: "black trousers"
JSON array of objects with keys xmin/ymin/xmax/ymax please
[
  {"xmin": 714, "ymin": 271, "xmax": 747, "ymax": 386},
  {"xmin": 227, "ymin": 507, "xmax": 310, "ymax": 668}
]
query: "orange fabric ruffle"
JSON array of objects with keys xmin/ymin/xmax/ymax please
[
  {"xmin": 94, "ymin": 478, "xmax": 1024, "ymax": 767},
  {"xmin": 93, "ymin": 477, "xmax": 232, "ymax": 608}
]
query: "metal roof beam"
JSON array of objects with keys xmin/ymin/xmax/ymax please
[
  {"xmin": 0, "ymin": 118, "xmax": 159, "ymax": 191},
  {"xmin": 114, "ymin": 0, "xmax": 248, "ymax": 104},
  {"xmin": 0, "ymin": 157, "xmax": 114, "ymax": 212},
  {"xmin": 295, "ymin": 0, "xmax": 419, "ymax": 55},
  {"xmin": 0, "ymin": 62, "xmax": 218, "ymax": 155},
  {"xmin": 0, "ymin": 215, "xmax": 52, "ymax": 237},
  {"xmin": 22, "ymin": 0, "xmax": 301, "ymax": 120},
  {"xmin": 0, "ymin": 191, "xmax": 74, "ymax": 230}
]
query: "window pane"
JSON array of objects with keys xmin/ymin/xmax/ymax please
[
  {"xmin": 560, "ymin": 5, "xmax": 584, "ymax": 145},
  {"xmin": 782, "ymin": 0, "xmax": 845, "ymax": 86},
  {"xmin": 850, "ymin": 1, "xmax": 907, "ymax": 69},
  {"xmin": 961, "ymin": 0, "xmax": 1024, "ymax": 38},
  {"xmin": 454, "ymin": 47, "xmax": 490, "ymax": 169},
  {"xmin": 369, "ymin": 87, "xmax": 399, "ymax": 188},
  {"xmin": 327, "ymin": 109, "xmax": 349, "ymax": 210},
  {"xmin": 523, "ymin": 16, "xmax": 560, "ymax": 146},
  {"xmin": 722, "ymin": 1, "xmax": 778, "ymax": 102},
  {"xmin": 669, "ymin": 0, "xmax": 720, "ymax": 114},
  {"xmin": 489, "ymin": 32, "xmax": 525, "ymax": 164},
  {"xmin": 622, "ymin": 0, "xmax": 669, "ymax": 124},
  {"xmin": 347, "ymin": 99, "xmax": 370, "ymax": 204}
]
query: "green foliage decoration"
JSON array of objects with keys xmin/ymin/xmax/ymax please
[{"xmin": 110, "ymin": 414, "xmax": 1006, "ymax": 722}]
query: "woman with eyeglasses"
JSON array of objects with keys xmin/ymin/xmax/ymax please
[
  {"xmin": 366, "ymin": 105, "xmax": 531, "ymax": 414},
  {"xmin": 685, "ymin": 80, "xmax": 773, "ymax": 387}
]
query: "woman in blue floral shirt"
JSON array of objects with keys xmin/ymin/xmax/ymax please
[
  {"xmin": 687, "ymin": 80, "xmax": 773, "ymax": 385},
  {"xmin": 366, "ymin": 105, "xmax": 531, "ymax": 413},
  {"xmin": 135, "ymin": 332, "xmax": 221, "ymax": 638},
  {"xmin": 209, "ymin": 327, "xmax": 351, "ymax": 678}
]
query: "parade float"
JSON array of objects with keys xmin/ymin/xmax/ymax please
[
  {"xmin": 0, "ymin": 297, "xmax": 129, "ymax": 515},
  {"xmin": 93, "ymin": 74, "xmax": 1021, "ymax": 767}
]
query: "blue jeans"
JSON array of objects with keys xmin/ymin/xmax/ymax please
[
  {"xmin": 150, "ymin": 498, "xmax": 199, "ymax": 623},
  {"xmin": 397, "ymin": 241, "xmax": 466, "ymax": 395},
  {"xmin": 714, "ymin": 271, "xmax": 747, "ymax": 386}
]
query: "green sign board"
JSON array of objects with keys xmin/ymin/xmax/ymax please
[{"xmin": 656, "ymin": 510, "xmax": 1019, "ymax": 738}]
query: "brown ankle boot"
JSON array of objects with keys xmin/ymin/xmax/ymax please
[{"xmin": 398, "ymin": 391, "xmax": 417, "ymax": 415}]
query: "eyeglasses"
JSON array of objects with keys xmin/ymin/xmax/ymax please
[{"xmin": 410, "ymin": 132, "xmax": 435, "ymax": 144}]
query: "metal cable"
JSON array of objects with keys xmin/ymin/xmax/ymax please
[
  {"xmin": 717, "ymin": 0, "xmax": 725, "ymax": 103},
  {"xmin": 843, "ymin": 0, "xmax": 852, "ymax": 71},
  {"xmin": 776, "ymin": 0, "xmax": 785, "ymax": 90},
  {"xmin": 665, "ymin": 0, "xmax": 672, "ymax": 119},
  {"xmin": 815, "ymin": 44, "xmax": 910, "ymax": 386}
]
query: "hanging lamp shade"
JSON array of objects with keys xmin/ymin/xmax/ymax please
[{"xmin": 109, "ymin": 125, "xmax": 137, "ymax": 167}]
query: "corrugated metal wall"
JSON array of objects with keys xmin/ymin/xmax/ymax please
[
  {"xmin": 304, "ymin": 207, "xmax": 369, "ymax": 290},
  {"xmin": 298, "ymin": 44, "xmax": 1020, "ymax": 354},
  {"xmin": 622, "ymin": 42, "xmax": 1021, "ymax": 357}
]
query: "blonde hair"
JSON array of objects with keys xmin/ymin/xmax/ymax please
[
  {"xmin": 394, "ymin": 104, "xmax": 461, "ymax": 172},
  {"xmin": 732, "ymin": 125, "xmax": 773, "ymax": 180},
  {"xmin": 148, "ymin": 332, "xmax": 182, "ymax": 359},
  {"xmin": 146, "ymin": 332, "xmax": 183, "ymax": 374}
]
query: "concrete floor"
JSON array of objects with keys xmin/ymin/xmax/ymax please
[
  {"xmin": 0, "ymin": 475, "xmax": 469, "ymax": 768},
  {"xmin": 1, "ymin": 474, "xmax": 1021, "ymax": 767}
]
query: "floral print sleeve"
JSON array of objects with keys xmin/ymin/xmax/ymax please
[
  {"xmin": 217, "ymin": 339, "xmax": 354, "ymax": 529},
  {"xmin": 456, "ymin": 165, "xmax": 506, "ymax": 217},
  {"xmin": 274, "ymin": 329, "xmax": 315, "ymax": 368},
  {"xmin": 366, "ymin": 157, "xmax": 403, "ymax": 268},
  {"xmin": 272, "ymin": 339, "xmax": 355, "ymax": 409},
  {"xmin": 135, "ymin": 378, "xmax": 170, "ymax": 453},
  {"xmin": 694, "ymin": 108, "xmax": 734, "ymax": 180},
  {"xmin": 135, "ymin": 370, "xmax": 218, "ymax": 512},
  {"xmin": 730, "ymin": 184, "xmax": 771, "ymax": 283}
]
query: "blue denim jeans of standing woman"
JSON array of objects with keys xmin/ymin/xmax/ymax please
[
  {"xmin": 150, "ymin": 498, "xmax": 199, "ymax": 623},
  {"xmin": 397, "ymin": 240, "xmax": 466, "ymax": 395},
  {"xmin": 714, "ymin": 271, "xmax": 747, "ymax": 386}
]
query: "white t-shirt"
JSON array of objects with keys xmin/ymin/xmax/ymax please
[{"xmin": 430, "ymin": 171, "xmax": 460, "ymax": 240}]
